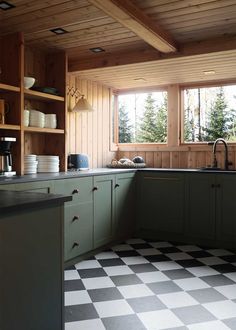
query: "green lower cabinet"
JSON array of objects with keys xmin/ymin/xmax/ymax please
[
  {"xmin": 93, "ymin": 175, "xmax": 115, "ymax": 249},
  {"xmin": 64, "ymin": 203, "xmax": 93, "ymax": 261},
  {"xmin": 137, "ymin": 172, "xmax": 185, "ymax": 237},
  {"xmin": 114, "ymin": 172, "xmax": 136, "ymax": 240},
  {"xmin": 0, "ymin": 180, "xmax": 53, "ymax": 193}
]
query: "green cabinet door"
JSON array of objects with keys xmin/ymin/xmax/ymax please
[
  {"xmin": 93, "ymin": 175, "xmax": 115, "ymax": 248},
  {"xmin": 186, "ymin": 173, "xmax": 216, "ymax": 240},
  {"xmin": 64, "ymin": 203, "xmax": 93, "ymax": 261},
  {"xmin": 137, "ymin": 172, "xmax": 185, "ymax": 236},
  {"xmin": 114, "ymin": 172, "xmax": 136, "ymax": 240}
]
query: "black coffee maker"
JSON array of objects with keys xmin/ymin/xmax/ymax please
[{"xmin": 0, "ymin": 137, "xmax": 16, "ymax": 176}]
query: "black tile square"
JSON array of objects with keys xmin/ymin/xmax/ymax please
[
  {"xmin": 64, "ymin": 279, "xmax": 85, "ymax": 292},
  {"xmin": 221, "ymin": 254, "xmax": 236, "ymax": 263},
  {"xmin": 98, "ymin": 258, "xmax": 125, "ymax": 267},
  {"xmin": 144, "ymin": 254, "xmax": 171, "ymax": 262},
  {"xmin": 200, "ymin": 274, "xmax": 235, "ymax": 287},
  {"xmin": 102, "ymin": 314, "xmax": 146, "ymax": 330},
  {"xmin": 116, "ymin": 250, "xmax": 140, "ymax": 257},
  {"xmin": 78, "ymin": 268, "xmax": 107, "ymax": 279},
  {"xmin": 129, "ymin": 263, "xmax": 157, "ymax": 273},
  {"xmin": 110, "ymin": 274, "xmax": 142, "ymax": 286},
  {"xmin": 127, "ymin": 295, "xmax": 166, "ymax": 313},
  {"xmin": 188, "ymin": 251, "xmax": 212, "ymax": 258},
  {"xmin": 163, "ymin": 269, "xmax": 194, "ymax": 280},
  {"xmin": 130, "ymin": 243, "xmax": 152, "ymax": 249},
  {"xmin": 223, "ymin": 317, "xmax": 236, "ymax": 329},
  {"xmin": 172, "ymin": 305, "xmax": 216, "ymax": 325},
  {"xmin": 148, "ymin": 280, "xmax": 182, "ymax": 295},
  {"xmin": 158, "ymin": 247, "xmax": 182, "ymax": 254},
  {"xmin": 188, "ymin": 288, "xmax": 227, "ymax": 303},
  {"xmin": 64, "ymin": 265, "xmax": 76, "ymax": 270},
  {"xmin": 176, "ymin": 259, "xmax": 205, "ymax": 268},
  {"xmin": 211, "ymin": 263, "xmax": 236, "ymax": 274},
  {"xmin": 88, "ymin": 287, "xmax": 123, "ymax": 302},
  {"xmin": 65, "ymin": 303, "xmax": 98, "ymax": 322}
]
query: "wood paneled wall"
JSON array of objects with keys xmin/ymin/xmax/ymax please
[{"xmin": 67, "ymin": 76, "xmax": 116, "ymax": 168}]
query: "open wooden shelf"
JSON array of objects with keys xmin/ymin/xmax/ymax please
[
  {"xmin": 0, "ymin": 83, "xmax": 20, "ymax": 93},
  {"xmin": 0, "ymin": 124, "xmax": 21, "ymax": 130},
  {"xmin": 24, "ymin": 89, "xmax": 65, "ymax": 102},
  {"xmin": 24, "ymin": 126, "xmax": 64, "ymax": 134}
]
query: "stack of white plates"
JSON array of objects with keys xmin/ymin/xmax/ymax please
[
  {"xmin": 24, "ymin": 110, "xmax": 30, "ymax": 126},
  {"xmin": 29, "ymin": 110, "xmax": 45, "ymax": 128},
  {"xmin": 24, "ymin": 154, "xmax": 38, "ymax": 174},
  {"xmin": 37, "ymin": 155, "xmax": 60, "ymax": 173},
  {"xmin": 45, "ymin": 114, "xmax": 57, "ymax": 129}
]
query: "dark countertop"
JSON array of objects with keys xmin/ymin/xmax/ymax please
[
  {"xmin": 0, "ymin": 190, "xmax": 72, "ymax": 215},
  {"xmin": 0, "ymin": 167, "xmax": 235, "ymax": 185}
]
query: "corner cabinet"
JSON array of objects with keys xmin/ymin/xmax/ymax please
[{"xmin": 0, "ymin": 32, "xmax": 67, "ymax": 175}]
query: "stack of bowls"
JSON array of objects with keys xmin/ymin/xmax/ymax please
[
  {"xmin": 29, "ymin": 110, "xmax": 45, "ymax": 128},
  {"xmin": 24, "ymin": 154, "xmax": 38, "ymax": 174},
  {"xmin": 24, "ymin": 110, "xmax": 30, "ymax": 126},
  {"xmin": 37, "ymin": 155, "xmax": 60, "ymax": 173},
  {"xmin": 45, "ymin": 114, "xmax": 57, "ymax": 129}
]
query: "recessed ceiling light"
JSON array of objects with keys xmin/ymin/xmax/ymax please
[
  {"xmin": 89, "ymin": 47, "xmax": 105, "ymax": 53},
  {"xmin": 203, "ymin": 70, "xmax": 216, "ymax": 75},
  {"xmin": 0, "ymin": 1, "xmax": 15, "ymax": 10},
  {"xmin": 50, "ymin": 28, "xmax": 68, "ymax": 35},
  {"xmin": 134, "ymin": 78, "xmax": 147, "ymax": 82}
]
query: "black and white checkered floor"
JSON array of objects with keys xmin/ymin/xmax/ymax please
[{"xmin": 64, "ymin": 238, "xmax": 236, "ymax": 330}]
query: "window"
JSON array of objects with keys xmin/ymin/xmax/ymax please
[
  {"xmin": 115, "ymin": 91, "xmax": 168, "ymax": 144},
  {"xmin": 183, "ymin": 84, "xmax": 236, "ymax": 143}
]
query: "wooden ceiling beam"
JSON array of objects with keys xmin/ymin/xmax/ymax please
[
  {"xmin": 68, "ymin": 35, "xmax": 236, "ymax": 72},
  {"xmin": 88, "ymin": 0, "xmax": 177, "ymax": 53}
]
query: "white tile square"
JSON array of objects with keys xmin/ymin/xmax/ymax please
[
  {"xmin": 166, "ymin": 252, "xmax": 193, "ymax": 260},
  {"xmin": 137, "ymin": 248, "xmax": 161, "ymax": 256},
  {"xmin": 64, "ymin": 269, "xmax": 80, "ymax": 281},
  {"xmin": 65, "ymin": 318, "xmax": 106, "ymax": 330},
  {"xmin": 118, "ymin": 284, "xmax": 154, "ymax": 299},
  {"xmin": 203, "ymin": 300, "xmax": 236, "ymax": 320},
  {"xmin": 150, "ymin": 241, "xmax": 173, "ymax": 248},
  {"xmin": 188, "ymin": 320, "xmax": 230, "ymax": 330},
  {"xmin": 137, "ymin": 271, "xmax": 169, "ymax": 284},
  {"xmin": 82, "ymin": 276, "xmax": 115, "ymax": 290},
  {"xmin": 158, "ymin": 291, "xmax": 198, "ymax": 309},
  {"xmin": 174, "ymin": 277, "xmax": 210, "ymax": 291},
  {"xmin": 112, "ymin": 244, "xmax": 134, "ymax": 251},
  {"xmin": 126, "ymin": 238, "xmax": 146, "ymax": 244},
  {"xmin": 198, "ymin": 257, "xmax": 227, "ymax": 266},
  {"xmin": 64, "ymin": 290, "xmax": 91, "ymax": 306},
  {"xmin": 207, "ymin": 249, "xmax": 234, "ymax": 257},
  {"xmin": 75, "ymin": 260, "xmax": 101, "ymax": 270},
  {"xmin": 138, "ymin": 309, "xmax": 183, "ymax": 329},
  {"xmin": 121, "ymin": 256, "xmax": 149, "ymax": 265},
  {"xmin": 215, "ymin": 284, "xmax": 236, "ymax": 299},
  {"xmin": 177, "ymin": 245, "xmax": 202, "ymax": 252},
  {"xmin": 153, "ymin": 261, "xmax": 183, "ymax": 271},
  {"xmin": 94, "ymin": 299, "xmax": 134, "ymax": 318},
  {"xmin": 225, "ymin": 272, "xmax": 236, "ymax": 282},
  {"xmin": 95, "ymin": 251, "xmax": 119, "ymax": 259},
  {"xmin": 187, "ymin": 266, "xmax": 220, "ymax": 277},
  {"xmin": 104, "ymin": 265, "xmax": 134, "ymax": 276}
]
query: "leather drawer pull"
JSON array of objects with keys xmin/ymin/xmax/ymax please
[
  {"xmin": 72, "ymin": 189, "xmax": 79, "ymax": 194},
  {"xmin": 72, "ymin": 215, "xmax": 80, "ymax": 222},
  {"xmin": 72, "ymin": 242, "xmax": 79, "ymax": 249}
]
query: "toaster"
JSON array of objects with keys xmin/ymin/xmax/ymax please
[{"xmin": 68, "ymin": 153, "xmax": 89, "ymax": 170}]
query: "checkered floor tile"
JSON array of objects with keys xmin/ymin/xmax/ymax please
[{"xmin": 64, "ymin": 238, "xmax": 236, "ymax": 329}]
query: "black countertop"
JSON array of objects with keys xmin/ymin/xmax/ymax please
[{"xmin": 0, "ymin": 190, "xmax": 72, "ymax": 214}]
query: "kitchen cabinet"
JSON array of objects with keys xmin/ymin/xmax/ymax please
[
  {"xmin": 186, "ymin": 173, "xmax": 236, "ymax": 248},
  {"xmin": 136, "ymin": 171, "xmax": 185, "ymax": 239},
  {"xmin": 0, "ymin": 32, "xmax": 67, "ymax": 175},
  {"xmin": 114, "ymin": 172, "xmax": 136, "ymax": 240},
  {"xmin": 53, "ymin": 176, "xmax": 93, "ymax": 261},
  {"xmin": 93, "ymin": 174, "xmax": 115, "ymax": 248},
  {"xmin": 0, "ymin": 180, "xmax": 53, "ymax": 193}
]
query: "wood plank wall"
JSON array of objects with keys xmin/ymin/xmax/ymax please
[{"xmin": 67, "ymin": 76, "xmax": 116, "ymax": 168}]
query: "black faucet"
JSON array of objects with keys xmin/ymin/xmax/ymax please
[{"xmin": 209, "ymin": 138, "xmax": 230, "ymax": 170}]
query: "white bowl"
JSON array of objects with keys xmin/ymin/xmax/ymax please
[{"xmin": 24, "ymin": 77, "xmax": 35, "ymax": 89}]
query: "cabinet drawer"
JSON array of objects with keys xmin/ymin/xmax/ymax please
[
  {"xmin": 54, "ymin": 177, "xmax": 93, "ymax": 205},
  {"xmin": 64, "ymin": 203, "xmax": 93, "ymax": 261},
  {"xmin": 0, "ymin": 181, "xmax": 52, "ymax": 193}
]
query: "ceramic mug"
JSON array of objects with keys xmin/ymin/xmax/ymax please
[{"xmin": 0, "ymin": 99, "xmax": 10, "ymax": 124}]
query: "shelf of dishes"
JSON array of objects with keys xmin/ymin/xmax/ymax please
[
  {"xmin": 24, "ymin": 154, "xmax": 60, "ymax": 174},
  {"xmin": 24, "ymin": 109, "xmax": 57, "ymax": 129}
]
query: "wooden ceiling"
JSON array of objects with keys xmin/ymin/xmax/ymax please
[{"xmin": 1, "ymin": 0, "xmax": 236, "ymax": 90}]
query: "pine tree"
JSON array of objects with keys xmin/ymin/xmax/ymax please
[
  {"xmin": 118, "ymin": 104, "xmax": 133, "ymax": 143},
  {"xmin": 155, "ymin": 93, "xmax": 167, "ymax": 142}
]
